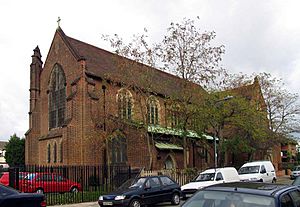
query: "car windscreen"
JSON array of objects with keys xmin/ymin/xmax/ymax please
[
  {"xmin": 182, "ymin": 190, "xmax": 275, "ymax": 207},
  {"xmin": 129, "ymin": 177, "xmax": 147, "ymax": 188},
  {"xmin": 195, "ymin": 173, "xmax": 215, "ymax": 182},
  {"xmin": 116, "ymin": 178, "xmax": 136, "ymax": 191},
  {"xmin": 292, "ymin": 176, "xmax": 300, "ymax": 185},
  {"xmin": 294, "ymin": 166, "xmax": 300, "ymax": 171},
  {"xmin": 238, "ymin": 166, "xmax": 260, "ymax": 174},
  {"xmin": 24, "ymin": 173, "xmax": 36, "ymax": 181},
  {"xmin": 19, "ymin": 173, "xmax": 27, "ymax": 180}
]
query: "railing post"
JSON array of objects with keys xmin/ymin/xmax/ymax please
[
  {"xmin": 8, "ymin": 167, "xmax": 15, "ymax": 188},
  {"xmin": 128, "ymin": 165, "xmax": 131, "ymax": 179},
  {"xmin": 15, "ymin": 167, "xmax": 19, "ymax": 190}
]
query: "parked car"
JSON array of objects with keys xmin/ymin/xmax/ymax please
[
  {"xmin": 98, "ymin": 175, "xmax": 181, "ymax": 207},
  {"xmin": 182, "ymin": 182, "xmax": 300, "ymax": 207},
  {"xmin": 238, "ymin": 160, "xmax": 276, "ymax": 183},
  {"xmin": 0, "ymin": 183, "xmax": 46, "ymax": 207},
  {"xmin": 181, "ymin": 167, "xmax": 240, "ymax": 199},
  {"xmin": 21, "ymin": 173, "xmax": 82, "ymax": 194},
  {"xmin": 0, "ymin": 172, "xmax": 28, "ymax": 186},
  {"xmin": 290, "ymin": 165, "xmax": 300, "ymax": 180},
  {"xmin": 292, "ymin": 175, "xmax": 300, "ymax": 185}
]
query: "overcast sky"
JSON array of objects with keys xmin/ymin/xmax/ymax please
[{"xmin": 0, "ymin": 0, "xmax": 299, "ymax": 140}]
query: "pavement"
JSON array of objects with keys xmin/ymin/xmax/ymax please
[
  {"xmin": 51, "ymin": 202, "xmax": 98, "ymax": 207},
  {"xmin": 50, "ymin": 175, "xmax": 293, "ymax": 207}
]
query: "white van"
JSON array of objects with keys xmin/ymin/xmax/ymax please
[
  {"xmin": 181, "ymin": 167, "xmax": 240, "ymax": 199},
  {"xmin": 238, "ymin": 161, "xmax": 276, "ymax": 183}
]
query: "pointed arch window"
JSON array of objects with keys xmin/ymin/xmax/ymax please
[
  {"xmin": 164, "ymin": 155, "xmax": 175, "ymax": 169},
  {"xmin": 47, "ymin": 144, "xmax": 51, "ymax": 163},
  {"xmin": 60, "ymin": 142, "xmax": 63, "ymax": 163},
  {"xmin": 117, "ymin": 89, "xmax": 133, "ymax": 120},
  {"xmin": 110, "ymin": 136, "xmax": 127, "ymax": 164},
  {"xmin": 168, "ymin": 104, "xmax": 181, "ymax": 128},
  {"xmin": 49, "ymin": 64, "xmax": 66, "ymax": 129},
  {"xmin": 148, "ymin": 97, "xmax": 159, "ymax": 125},
  {"xmin": 53, "ymin": 142, "xmax": 57, "ymax": 163}
]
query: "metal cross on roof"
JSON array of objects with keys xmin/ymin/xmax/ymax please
[{"xmin": 57, "ymin": 17, "xmax": 61, "ymax": 28}]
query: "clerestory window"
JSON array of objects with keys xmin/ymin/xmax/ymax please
[
  {"xmin": 49, "ymin": 64, "xmax": 66, "ymax": 129},
  {"xmin": 148, "ymin": 97, "xmax": 159, "ymax": 125},
  {"xmin": 117, "ymin": 89, "xmax": 133, "ymax": 120}
]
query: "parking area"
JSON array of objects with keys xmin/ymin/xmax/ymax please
[{"xmin": 51, "ymin": 175, "xmax": 293, "ymax": 207}]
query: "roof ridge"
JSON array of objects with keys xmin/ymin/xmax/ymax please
[
  {"xmin": 56, "ymin": 27, "xmax": 83, "ymax": 61},
  {"xmin": 64, "ymin": 34, "xmax": 205, "ymax": 92}
]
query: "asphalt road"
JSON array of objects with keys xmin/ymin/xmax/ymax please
[{"xmin": 51, "ymin": 176, "xmax": 293, "ymax": 207}]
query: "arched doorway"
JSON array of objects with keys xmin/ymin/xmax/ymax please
[{"xmin": 164, "ymin": 155, "xmax": 176, "ymax": 169}]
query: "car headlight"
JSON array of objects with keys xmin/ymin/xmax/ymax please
[
  {"xmin": 99, "ymin": 196, "xmax": 103, "ymax": 201},
  {"xmin": 115, "ymin": 195, "xmax": 126, "ymax": 200}
]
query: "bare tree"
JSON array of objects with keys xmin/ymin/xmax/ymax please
[{"xmin": 158, "ymin": 18, "xmax": 226, "ymax": 87}]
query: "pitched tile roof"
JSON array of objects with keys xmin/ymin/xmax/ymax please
[
  {"xmin": 56, "ymin": 28, "xmax": 207, "ymax": 99},
  {"xmin": 0, "ymin": 141, "xmax": 8, "ymax": 150},
  {"xmin": 228, "ymin": 77, "xmax": 266, "ymax": 109}
]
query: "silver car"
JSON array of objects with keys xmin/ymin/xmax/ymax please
[{"xmin": 290, "ymin": 165, "xmax": 300, "ymax": 179}]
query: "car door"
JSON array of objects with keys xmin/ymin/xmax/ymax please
[
  {"xmin": 53, "ymin": 174, "xmax": 66, "ymax": 193},
  {"xmin": 142, "ymin": 177, "xmax": 162, "ymax": 205},
  {"xmin": 280, "ymin": 192, "xmax": 295, "ymax": 207},
  {"xmin": 289, "ymin": 189, "xmax": 300, "ymax": 206},
  {"xmin": 40, "ymin": 174, "xmax": 53, "ymax": 193},
  {"xmin": 260, "ymin": 165, "xmax": 269, "ymax": 182},
  {"xmin": 159, "ymin": 176, "xmax": 178, "ymax": 202}
]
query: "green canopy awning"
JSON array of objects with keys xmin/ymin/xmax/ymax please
[
  {"xmin": 148, "ymin": 125, "xmax": 218, "ymax": 141},
  {"xmin": 155, "ymin": 142, "xmax": 183, "ymax": 150}
]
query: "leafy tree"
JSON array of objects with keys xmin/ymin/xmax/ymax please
[
  {"xmin": 195, "ymin": 92, "xmax": 271, "ymax": 166},
  {"xmin": 5, "ymin": 134, "xmax": 25, "ymax": 167}
]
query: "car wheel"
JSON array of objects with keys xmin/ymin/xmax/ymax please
[
  {"xmin": 272, "ymin": 178, "xmax": 276, "ymax": 183},
  {"xmin": 70, "ymin": 186, "xmax": 79, "ymax": 193},
  {"xmin": 36, "ymin": 188, "xmax": 44, "ymax": 194},
  {"xmin": 171, "ymin": 193, "xmax": 180, "ymax": 205},
  {"xmin": 129, "ymin": 199, "xmax": 141, "ymax": 207}
]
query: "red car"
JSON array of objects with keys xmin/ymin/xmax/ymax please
[
  {"xmin": 21, "ymin": 173, "xmax": 82, "ymax": 194},
  {"xmin": 0, "ymin": 172, "xmax": 28, "ymax": 186}
]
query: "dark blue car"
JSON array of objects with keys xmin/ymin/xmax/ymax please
[
  {"xmin": 0, "ymin": 184, "xmax": 46, "ymax": 207},
  {"xmin": 182, "ymin": 182, "xmax": 300, "ymax": 207},
  {"xmin": 98, "ymin": 175, "xmax": 181, "ymax": 207}
]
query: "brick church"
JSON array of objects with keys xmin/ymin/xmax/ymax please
[{"xmin": 25, "ymin": 27, "xmax": 280, "ymax": 170}]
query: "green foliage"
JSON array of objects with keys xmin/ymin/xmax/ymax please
[
  {"xmin": 195, "ymin": 92, "xmax": 273, "ymax": 166},
  {"xmin": 296, "ymin": 152, "xmax": 300, "ymax": 163},
  {"xmin": 4, "ymin": 134, "xmax": 25, "ymax": 167}
]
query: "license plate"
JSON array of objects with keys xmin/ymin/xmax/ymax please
[{"xmin": 103, "ymin": 202, "xmax": 113, "ymax": 206}]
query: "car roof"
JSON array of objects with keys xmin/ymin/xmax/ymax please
[
  {"xmin": 243, "ymin": 161, "xmax": 271, "ymax": 165},
  {"xmin": 203, "ymin": 182, "xmax": 296, "ymax": 197},
  {"xmin": 202, "ymin": 167, "xmax": 237, "ymax": 174},
  {"xmin": 138, "ymin": 175, "xmax": 171, "ymax": 179}
]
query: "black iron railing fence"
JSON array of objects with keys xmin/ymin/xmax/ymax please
[{"xmin": 0, "ymin": 165, "xmax": 139, "ymax": 206}]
